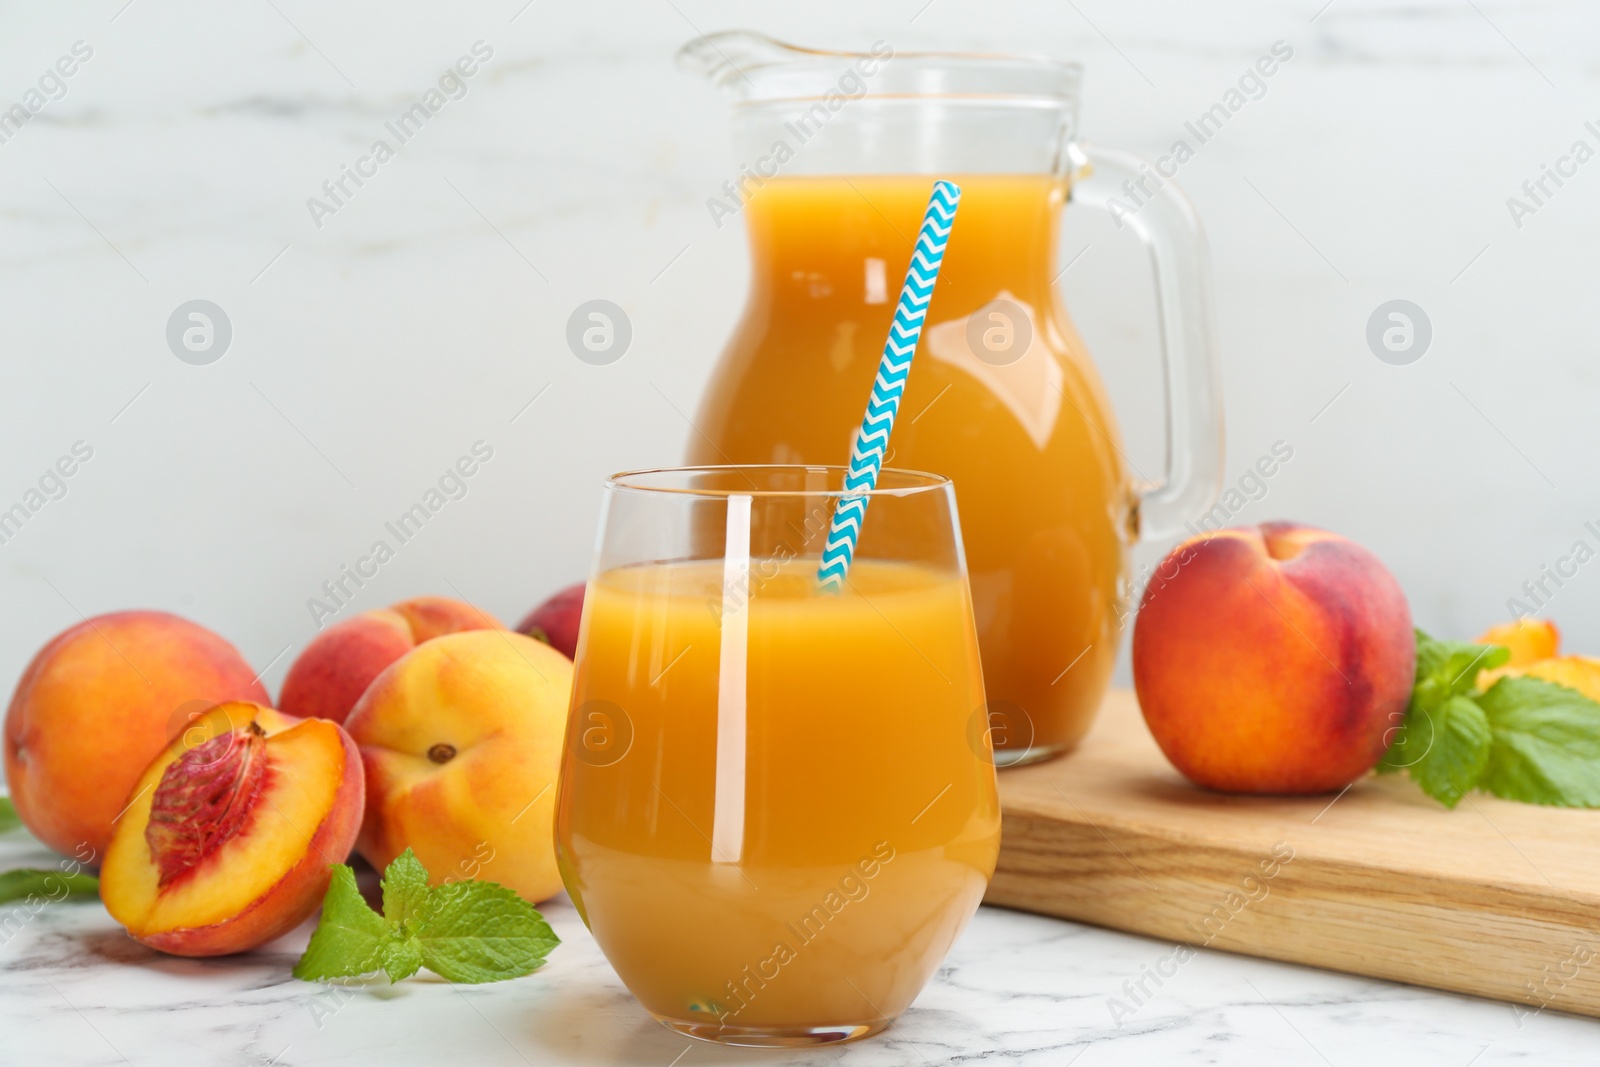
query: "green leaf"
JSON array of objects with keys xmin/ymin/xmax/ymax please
[
  {"xmin": 381, "ymin": 848, "xmax": 430, "ymax": 930},
  {"xmin": 295, "ymin": 853, "xmax": 559, "ymax": 986},
  {"xmin": 0, "ymin": 868, "xmax": 98, "ymax": 905},
  {"xmin": 1478, "ymin": 676, "xmax": 1600, "ymax": 807},
  {"xmin": 1376, "ymin": 694, "xmax": 1429, "ymax": 774},
  {"xmin": 1411, "ymin": 628, "xmax": 1509, "ymax": 706},
  {"xmin": 0, "ymin": 797, "xmax": 22, "ymax": 835},
  {"xmin": 381, "ymin": 934, "xmax": 425, "ymax": 983},
  {"xmin": 1380, "ymin": 630, "xmax": 1505, "ymax": 802},
  {"xmin": 415, "ymin": 879, "xmax": 560, "ymax": 984},
  {"xmin": 293, "ymin": 866, "xmax": 389, "ymax": 981},
  {"xmin": 1405, "ymin": 695, "xmax": 1492, "ymax": 808}
]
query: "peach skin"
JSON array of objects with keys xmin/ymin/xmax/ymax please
[
  {"xmin": 278, "ymin": 596, "xmax": 500, "ymax": 724},
  {"xmin": 99, "ymin": 701, "xmax": 364, "ymax": 956},
  {"xmin": 516, "ymin": 582, "xmax": 585, "ymax": 660},
  {"xmin": 1132, "ymin": 522, "xmax": 1415, "ymax": 794},
  {"xmin": 343, "ymin": 630, "xmax": 572, "ymax": 903},
  {"xmin": 4, "ymin": 611, "xmax": 269, "ymax": 858}
]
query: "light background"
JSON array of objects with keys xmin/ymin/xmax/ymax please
[{"xmin": 1, "ymin": 0, "xmax": 1596, "ymax": 716}]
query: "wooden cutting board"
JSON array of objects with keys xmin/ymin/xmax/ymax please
[{"xmin": 987, "ymin": 689, "xmax": 1600, "ymax": 1019}]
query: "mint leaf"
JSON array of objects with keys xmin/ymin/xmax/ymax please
[
  {"xmin": 1380, "ymin": 630, "xmax": 1503, "ymax": 802},
  {"xmin": 381, "ymin": 848, "xmax": 430, "ymax": 929},
  {"xmin": 1406, "ymin": 695, "xmax": 1491, "ymax": 808},
  {"xmin": 1478, "ymin": 676, "xmax": 1600, "ymax": 807},
  {"xmin": 416, "ymin": 879, "xmax": 559, "ymax": 983},
  {"xmin": 1411, "ymin": 629, "xmax": 1508, "ymax": 706},
  {"xmin": 0, "ymin": 868, "xmax": 98, "ymax": 905},
  {"xmin": 295, "ymin": 854, "xmax": 559, "ymax": 985},
  {"xmin": 1382, "ymin": 630, "xmax": 1600, "ymax": 809},
  {"xmin": 381, "ymin": 934, "xmax": 424, "ymax": 983},
  {"xmin": 0, "ymin": 797, "xmax": 21, "ymax": 835},
  {"xmin": 293, "ymin": 866, "xmax": 388, "ymax": 981}
]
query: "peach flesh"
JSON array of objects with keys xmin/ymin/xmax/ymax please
[
  {"xmin": 100, "ymin": 701, "xmax": 363, "ymax": 957},
  {"xmin": 144, "ymin": 722, "xmax": 269, "ymax": 888}
]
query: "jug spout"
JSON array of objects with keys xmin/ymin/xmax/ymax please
[
  {"xmin": 677, "ymin": 31, "xmax": 813, "ymax": 93},
  {"xmin": 678, "ymin": 32, "xmax": 1082, "ymax": 177}
]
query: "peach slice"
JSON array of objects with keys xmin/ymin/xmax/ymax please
[
  {"xmin": 1476, "ymin": 618, "xmax": 1561, "ymax": 667},
  {"xmin": 100, "ymin": 701, "xmax": 363, "ymax": 957},
  {"xmin": 1490, "ymin": 656, "xmax": 1600, "ymax": 704},
  {"xmin": 279, "ymin": 596, "xmax": 500, "ymax": 724}
]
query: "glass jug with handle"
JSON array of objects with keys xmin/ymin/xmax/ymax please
[{"xmin": 680, "ymin": 33, "xmax": 1223, "ymax": 764}]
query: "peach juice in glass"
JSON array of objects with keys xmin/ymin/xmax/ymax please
[{"xmin": 554, "ymin": 466, "xmax": 1000, "ymax": 1047}]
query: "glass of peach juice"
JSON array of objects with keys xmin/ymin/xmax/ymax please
[{"xmin": 554, "ymin": 465, "xmax": 1001, "ymax": 1047}]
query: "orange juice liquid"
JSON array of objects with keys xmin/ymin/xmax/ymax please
[
  {"xmin": 689, "ymin": 175, "xmax": 1129, "ymax": 758},
  {"xmin": 555, "ymin": 559, "xmax": 1000, "ymax": 1034}
]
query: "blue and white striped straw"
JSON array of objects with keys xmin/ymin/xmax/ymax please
[{"xmin": 817, "ymin": 179, "xmax": 961, "ymax": 591}]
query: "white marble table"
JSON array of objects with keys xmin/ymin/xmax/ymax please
[{"xmin": 2, "ymin": 833, "xmax": 1593, "ymax": 1066}]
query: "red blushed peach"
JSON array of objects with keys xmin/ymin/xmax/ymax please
[
  {"xmin": 100, "ymin": 701, "xmax": 363, "ymax": 957},
  {"xmin": 516, "ymin": 582, "xmax": 585, "ymax": 660},
  {"xmin": 4, "ymin": 612, "xmax": 269, "ymax": 858},
  {"xmin": 344, "ymin": 630, "xmax": 571, "ymax": 903},
  {"xmin": 1132, "ymin": 523, "xmax": 1415, "ymax": 794},
  {"xmin": 278, "ymin": 596, "xmax": 501, "ymax": 724}
]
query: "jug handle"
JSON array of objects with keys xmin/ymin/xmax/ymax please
[{"xmin": 1066, "ymin": 143, "xmax": 1224, "ymax": 542}]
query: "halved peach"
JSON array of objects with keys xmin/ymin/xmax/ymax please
[
  {"xmin": 1477, "ymin": 618, "xmax": 1561, "ymax": 667},
  {"xmin": 100, "ymin": 701, "xmax": 363, "ymax": 957},
  {"xmin": 1491, "ymin": 656, "xmax": 1600, "ymax": 703}
]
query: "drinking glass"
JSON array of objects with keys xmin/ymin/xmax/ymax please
[{"xmin": 554, "ymin": 465, "xmax": 1001, "ymax": 1047}]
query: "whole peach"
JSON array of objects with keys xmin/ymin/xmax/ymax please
[
  {"xmin": 344, "ymin": 630, "xmax": 571, "ymax": 902},
  {"xmin": 278, "ymin": 595, "xmax": 500, "ymax": 724},
  {"xmin": 4, "ymin": 611, "xmax": 269, "ymax": 858},
  {"xmin": 1132, "ymin": 523, "xmax": 1414, "ymax": 794},
  {"xmin": 516, "ymin": 582, "xmax": 585, "ymax": 660}
]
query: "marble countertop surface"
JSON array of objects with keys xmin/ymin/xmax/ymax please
[{"xmin": 3, "ymin": 834, "xmax": 1594, "ymax": 1067}]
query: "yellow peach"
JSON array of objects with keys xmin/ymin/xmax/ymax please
[
  {"xmin": 278, "ymin": 596, "xmax": 500, "ymax": 724},
  {"xmin": 100, "ymin": 701, "xmax": 364, "ymax": 956},
  {"xmin": 343, "ymin": 630, "xmax": 571, "ymax": 902},
  {"xmin": 5, "ymin": 612, "xmax": 269, "ymax": 858}
]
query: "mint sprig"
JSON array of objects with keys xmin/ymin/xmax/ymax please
[
  {"xmin": 0, "ymin": 868, "xmax": 98, "ymax": 905},
  {"xmin": 1478, "ymin": 677, "xmax": 1600, "ymax": 807},
  {"xmin": 293, "ymin": 849, "xmax": 558, "ymax": 984},
  {"xmin": 1381, "ymin": 628, "xmax": 1600, "ymax": 808}
]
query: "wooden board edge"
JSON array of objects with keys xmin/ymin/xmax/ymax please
[{"xmin": 987, "ymin": 808, "xmax": 1600, "ymax": 1020}]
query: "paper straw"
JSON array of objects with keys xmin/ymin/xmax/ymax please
[{"xmin": 817, "ymin": 180, "xmax": 961, "ymax": 590}]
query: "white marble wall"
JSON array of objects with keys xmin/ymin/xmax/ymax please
[{"xmin": 1, "ymin": 0, "xmax": 1597, "ymax": 696}]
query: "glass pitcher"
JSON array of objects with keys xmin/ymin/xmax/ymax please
[{"xmin": 680, "ymin": 33, "xmax": 1223, "ymax": 764}]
